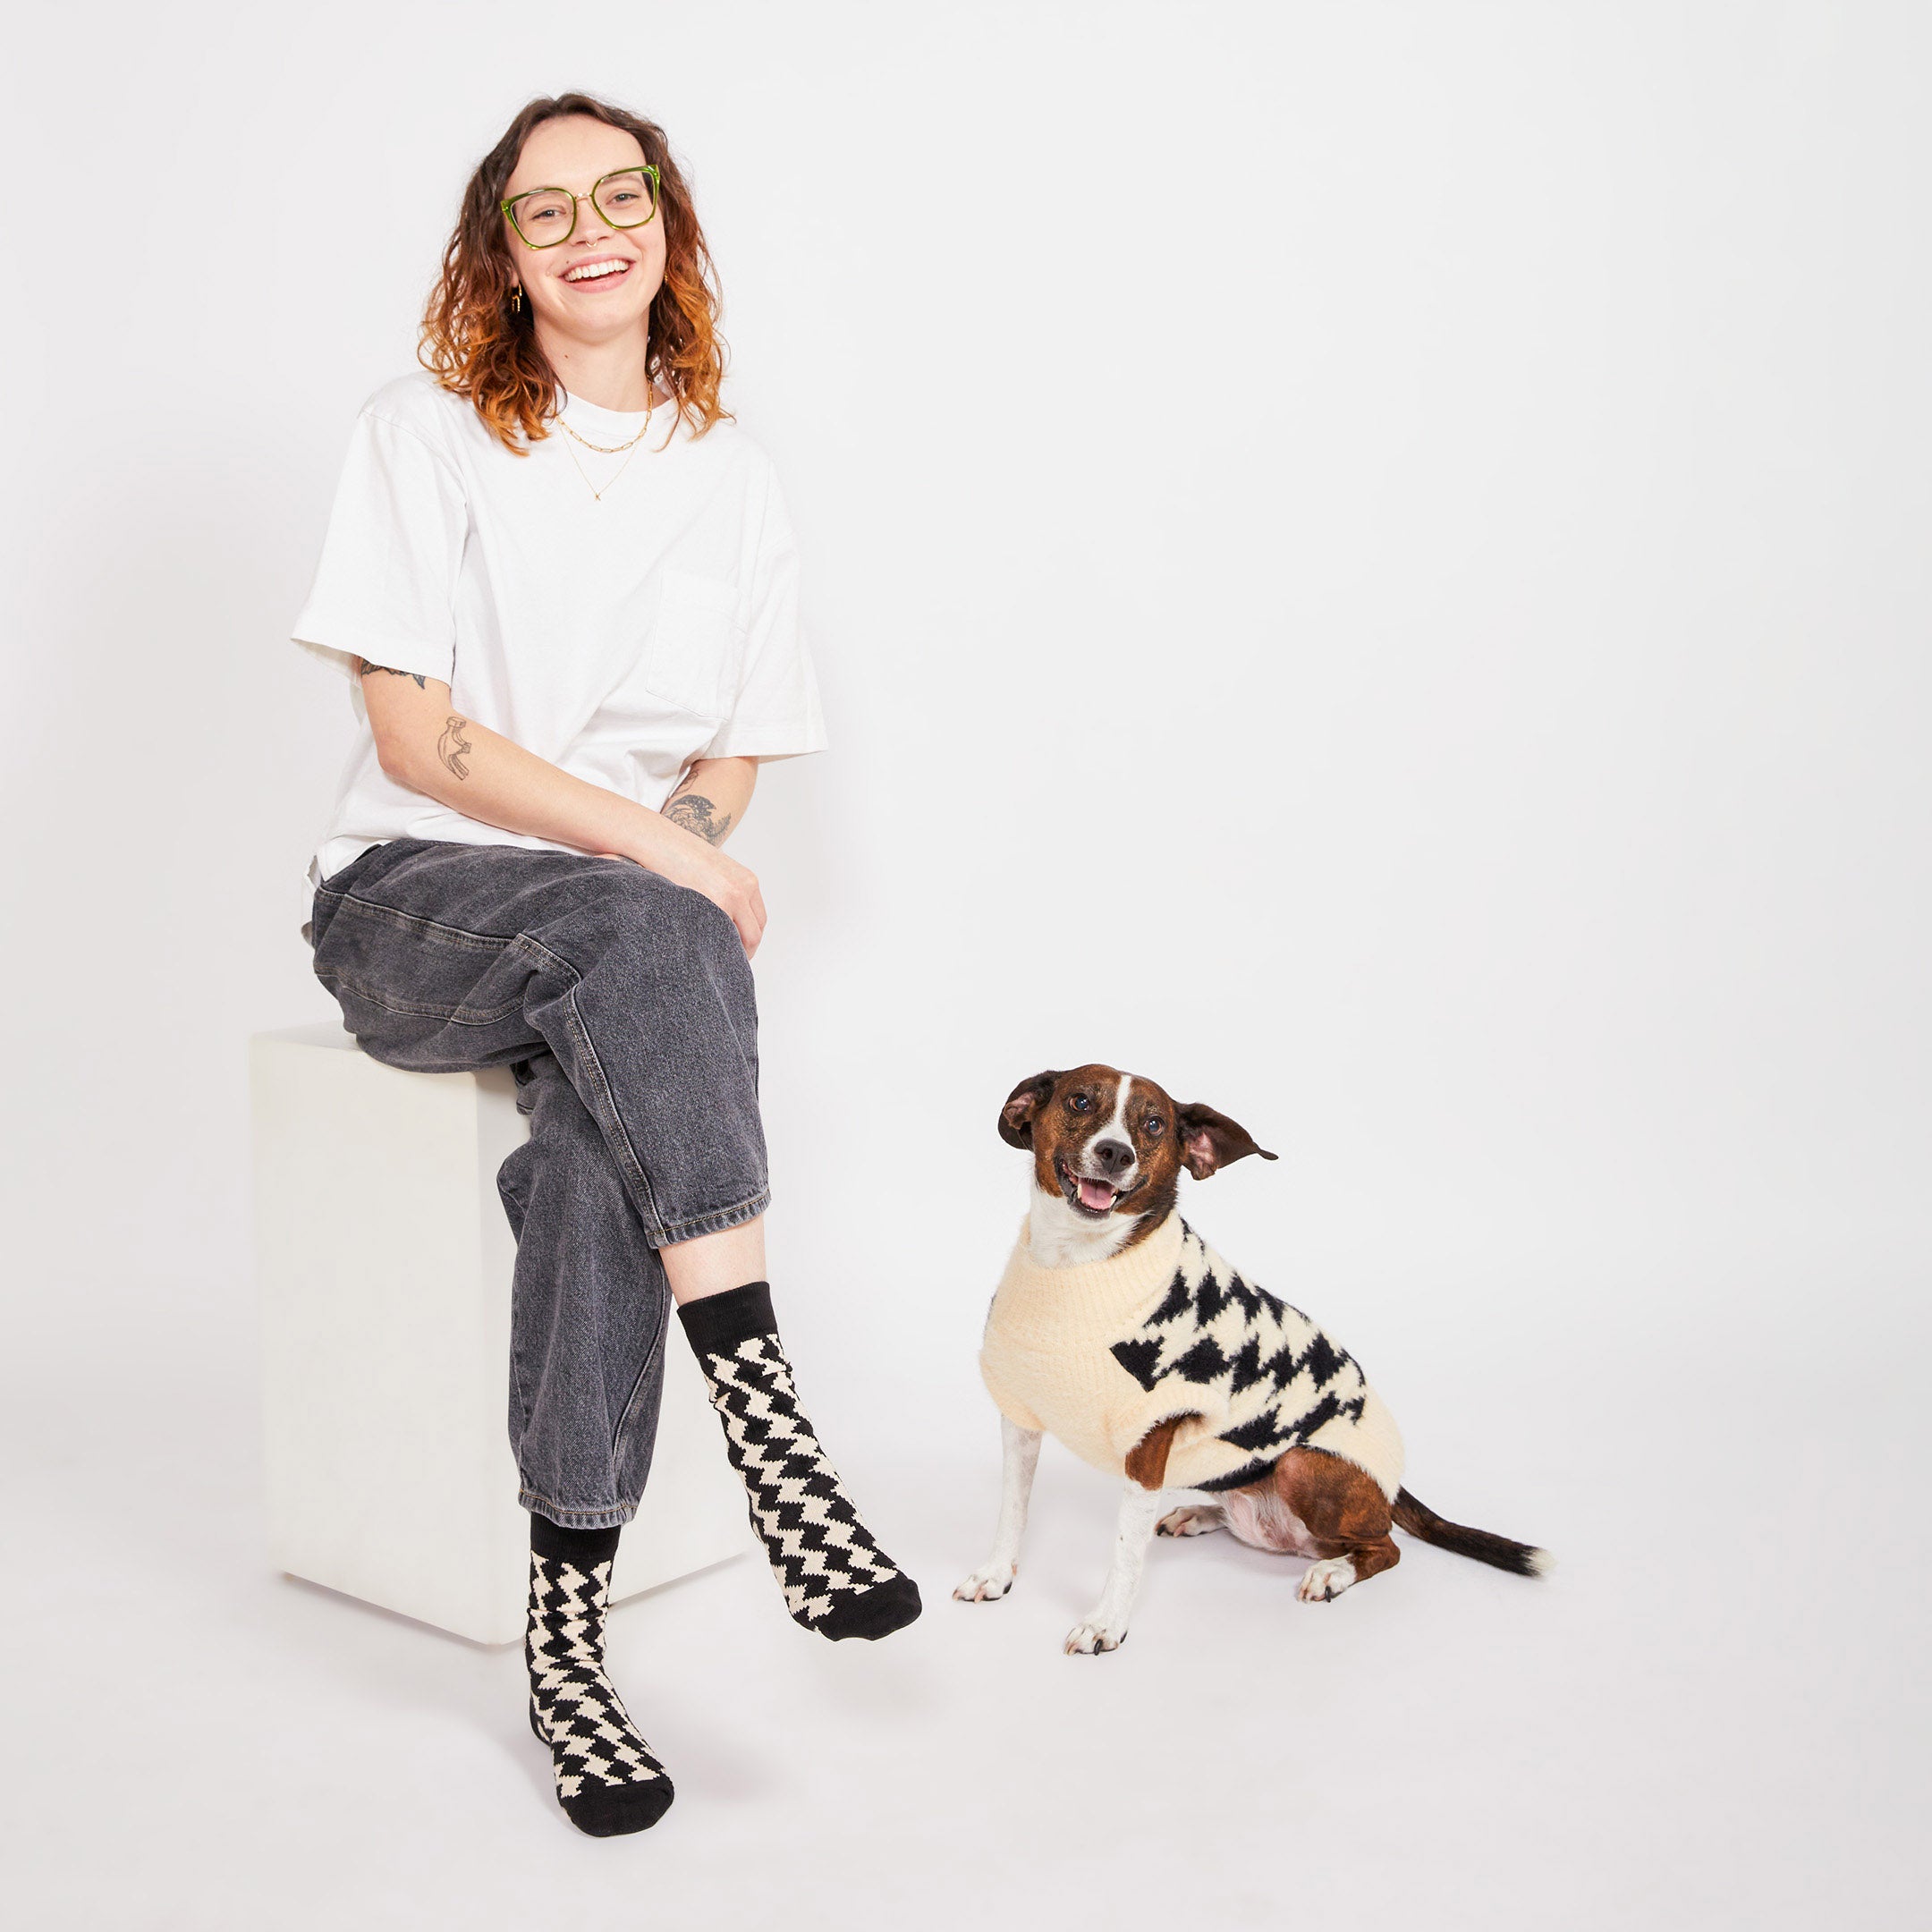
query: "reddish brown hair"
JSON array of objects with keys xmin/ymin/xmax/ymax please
[{"xmin": 419, "ymin": 93, "xmax": 729, "ymax": 451}]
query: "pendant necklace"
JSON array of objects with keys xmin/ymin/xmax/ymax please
[{"xmin": 557, "ymin": 390, "xmax": 656, "ymax": 501}]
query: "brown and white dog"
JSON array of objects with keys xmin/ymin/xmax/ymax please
[{"xmin": 955, "ymin": 1063, "xmax": 1547, "ymax": 1654}]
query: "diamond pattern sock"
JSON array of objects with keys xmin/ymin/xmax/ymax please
[
  {"xmin": 679, "ymin": 1282, "xmax": 922, "ymax": 1641},
  {"xmin": 526, "ymin": 1515, "xmax": 674, "ymax": 1836}
]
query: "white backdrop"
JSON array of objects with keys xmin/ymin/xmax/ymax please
[{"xmin": 3, "ymin": 4, "xmax": 1927, "ymax": 1927}]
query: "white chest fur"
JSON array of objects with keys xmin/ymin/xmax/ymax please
[{"xmin": 1024, "ymin": 1188, "xmax": 1148, "ymax": 1267}]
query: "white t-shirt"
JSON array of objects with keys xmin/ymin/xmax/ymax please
[{"xmin": 291, "ymin": 371, "xmax": 826, "ymax": 932}]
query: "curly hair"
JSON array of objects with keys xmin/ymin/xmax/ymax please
[{"xmin": 419, "ymin": 93, "xmax": 729, "ymax": 451}]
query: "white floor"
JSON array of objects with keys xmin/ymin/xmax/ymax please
[{"xmin": 8, "ymin": 1268, "xmax": 1919, "ymax": 1932}]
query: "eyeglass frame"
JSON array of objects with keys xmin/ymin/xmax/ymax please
[{"xmin": 500, "ymin": 164, "xmax": 663, "ymax": 249}]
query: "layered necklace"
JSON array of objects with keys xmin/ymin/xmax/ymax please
[{"xmin": 556, "ymin": 390, "xmax": 657, "ymax": 500}]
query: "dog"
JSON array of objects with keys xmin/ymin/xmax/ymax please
[{"xmin": 954, "ymin": 1063, "xmax": 1547, "ymax": 1654}]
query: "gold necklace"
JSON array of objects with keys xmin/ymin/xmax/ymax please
[
  {"xmin": 561, "ymin": 433, "xmax": 641, "ymax": 501},
  {"xmin": 558, "ymin": 411, "xmax": 652, "ymax": 454},
  {"xmin": 556, "ymin": 390, "xmax": 656, "ymax": 500}
]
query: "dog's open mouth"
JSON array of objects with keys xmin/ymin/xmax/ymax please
[{"xmin": 1055, "ymin": 1157, "xmax": 1123, "ymax": 1218}]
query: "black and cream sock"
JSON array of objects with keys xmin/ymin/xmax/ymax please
[
  {"xmin": 679, "ymin": 1282, "xmax": 922, "ymax": 1642},
  {"xmin": 526, "ymin": 1514, "xmax": 674, "ymax": 1837}
]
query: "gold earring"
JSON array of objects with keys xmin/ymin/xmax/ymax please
[{"xmin": 511, "ymin": 284, "xmax": 522, "ymax": 313}]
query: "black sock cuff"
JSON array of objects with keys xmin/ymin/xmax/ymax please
[
  {"xmin": 530, "ymin": 1513, "xmax": 621, "ymax": 1568},
  {"xmin": 677, "ymin": 1280, "xmax": 777, "ymax": 1358}
]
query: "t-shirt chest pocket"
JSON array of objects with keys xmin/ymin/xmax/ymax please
[{"xmin": 634, "ymin": 569, "xmax": 742, "ymax": 720}]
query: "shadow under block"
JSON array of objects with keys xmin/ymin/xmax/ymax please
[{"xmin": 250, "ymin": 1023, "xmax": 752, "ymax": 1644}]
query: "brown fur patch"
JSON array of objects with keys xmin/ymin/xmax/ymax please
[
  {"xmin": 1123, "ymin": 1412, "xmax": 1200, "ymax": 1490},
  {"xmin": 1242, "ymin": 1447, "xmax": 1402, "ymax": 1584}
]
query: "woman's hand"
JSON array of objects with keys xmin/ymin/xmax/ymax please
[{"xmin": 600, "ymin": 832, "xmax": 767, "ymax": 958}]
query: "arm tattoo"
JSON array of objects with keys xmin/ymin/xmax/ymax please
[
  {"xmin": 436, "ymin": 715, "xmax": 474, "ymax": 780},
  {"xmin": 357, "ymin": 660, "xmax": 428, "ymax": 690},
  {"xmin": 665, "ymin": 792, "xmax": 733, "ymax": 847}
]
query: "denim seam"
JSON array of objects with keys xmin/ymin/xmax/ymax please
[
  {"xmin": 608, "ymin": 1301, "xmax": 668, "ymax": 1472},
  {"xmin": 510, "ymin": 1352, "xmax": 532, "ymax": 1442},
  {"xmin": 504, "ymin": 928, "xmax": 673, "ymax": 1242},
  {"xmin": 317, "ymin": 968, "xmax": 525, "ymax": 1027},
  {"xmin": 505, "ymin": 1260, "xmax": 534, "ymax": 1440},
  {"xmin": 518, "ymin": 1486, "xmax": 634, "ymax": 1529},
  {"xmin": 562, "ymin": 979, "xmax": 669, "ymax": 1239},
  {"xmin": 648, "ymin": 1184, "xmax": 771, "ymax": 1248},
  {"xmin": 327, "ymin": 889, "xmax": 520, "ymax": 952}
]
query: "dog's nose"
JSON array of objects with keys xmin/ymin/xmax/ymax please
[{"xmin": 1091, "ymin": 1138, "xmax": 1135, "ymax": 1177}]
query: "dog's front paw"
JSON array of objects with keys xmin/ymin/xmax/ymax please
[
  {"xmin": 953, "ymin": 1562, "xmax": 1017, "ymax": 1603},
  {"xmin": 1297, "ymin": 1556, "xmax": 1358, "ymax": 1603},
  {"xmin": 1063, "ymin": 1615, "xmax": 1128, "ymax": 1655}
]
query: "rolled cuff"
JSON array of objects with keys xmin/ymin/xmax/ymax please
[
  {"xmin": 698, "ymin": 720, "xmax": 829, "ymax": 761},
  {"xmin": 519, "ymin": 1486, "xmax": 637, "ymax": 1532},
  {"xmin": 292, "ymin": 614, "xmax": 455, "ymax": 689},
  {"xmin": 647, "ymin": 1184, "xmax": 770, "ymax": 1251}
]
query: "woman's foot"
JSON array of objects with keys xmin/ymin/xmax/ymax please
[
  {"xmin": 679, "ymin": 1282, "xmax": 923, "ymax": 1642},
  {"xmin": 527, "ymin": 1516, "xmax": 674, "ymax": 1836}
]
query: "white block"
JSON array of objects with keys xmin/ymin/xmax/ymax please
[{"xmin": 250, "ymin": 1022, "xmax": 752, "ymax": 1645}]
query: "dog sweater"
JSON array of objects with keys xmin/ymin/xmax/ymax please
[{"xmin": 979, "ymin": 1212, "xmax": 1404, "ymax": 1498}]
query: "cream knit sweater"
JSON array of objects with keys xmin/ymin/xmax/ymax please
[{"xmin": 979, "ymin": 1212, "xmax": 1404, "ymax": 1499}]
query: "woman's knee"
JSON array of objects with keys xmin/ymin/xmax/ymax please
[{"xmin": 597, "ymin": 870, "xmax": 751, "ymax": 998}]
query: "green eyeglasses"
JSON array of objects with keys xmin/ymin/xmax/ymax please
[{"xmin": 501, "ymin": 165, "xmax": 662, "ymax": 248}]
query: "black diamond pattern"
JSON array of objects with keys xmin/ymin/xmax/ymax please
[
  {"xmin": 696, "ymin": 1335, "xmax": 916, "ymax": 1635},
  {"xmin": 526, "ymin": 1549, "xmax": 672, "ymax": 1835},
  {"xmin": 1106, "ymin": 1219, "xmax": 1372, "ymax": 1473}
]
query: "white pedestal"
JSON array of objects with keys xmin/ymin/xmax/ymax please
[{"xmin": 249, "ymin": 1023, "xmax": 751, "ymax": 1645}]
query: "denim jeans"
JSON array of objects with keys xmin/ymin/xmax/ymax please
[{"xmin": 307, "ymin": 836, "xmax": 767, "ymax": 1530}]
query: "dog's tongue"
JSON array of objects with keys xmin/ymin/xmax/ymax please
[{"xmin": 1077, "ymin": 1177, "xmax": 1115, "ymax": 1212}]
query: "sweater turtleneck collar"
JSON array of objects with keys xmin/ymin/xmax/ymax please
[{"xmin": 1000, "ymin": 1210, "xmax": 1188, "ymax": 1326}]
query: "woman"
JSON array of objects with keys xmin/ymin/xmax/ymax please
[{"xmin": 292, "ymin": 93, "xmax": 919, "ymax": 1838}]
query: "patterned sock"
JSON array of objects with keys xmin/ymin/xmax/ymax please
[
  {"xmin": 526, "ymin": 1515, "xmax": 674, "ymax": 1837},
  {"xmin": 679, "ymin": 1282, "xmax": 922, "ymax": 1642}
]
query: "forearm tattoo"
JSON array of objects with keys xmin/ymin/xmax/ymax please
[
  {"xmin": 437, "ymin": 715, "xmax": 474, "ymax": 780},
  {"xmin": 665, "ymin": 792, "xmax": 733, "ymax": 846},
  {"xmin": 356, "ymin": 660, "xmax": 428, "ymax": 690}
]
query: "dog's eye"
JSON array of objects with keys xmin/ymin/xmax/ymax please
[
  {"xmin": 1069, "ymin": 1094, "xmax": 1092, "ymax": 1113},
  {"xmin": 1143, "ymin": 1118, "xmax": 1164, "ymax": 1138}
]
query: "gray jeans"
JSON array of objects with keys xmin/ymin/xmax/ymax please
[{"xmin": 308, "ymin": 835, "xmax": 767, "ymax": 1530}]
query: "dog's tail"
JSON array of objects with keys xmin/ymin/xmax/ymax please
[{"xmin": 1392, "ymin": 1488, "xmax": 1550, "ymax": 1577}]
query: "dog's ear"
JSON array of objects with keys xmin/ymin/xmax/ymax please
[
  {"xmin": 999, "ymin": 1070, "xmax": 1063, "ymax": 1148},
  {"xmin": 1176, "ymin": 1103, "xmax": 1277, "ymax": 1180}
]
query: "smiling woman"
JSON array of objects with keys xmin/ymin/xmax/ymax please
[
  {"xmin": 420, "ymin": 94, "xmax": 726, "ymax": 445},
  {"xmin": 288, "ymin": 91, "xmax": 919, "ymax": 1841}
]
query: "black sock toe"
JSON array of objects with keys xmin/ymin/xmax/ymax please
[
  {"xmin": 814, "ymin": 1572, "xmax": 923, "ymax": 1642},
  {"xmin": 559, "ymin": 1775, "xmax": 676, "ymax": 1838}
]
